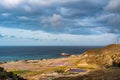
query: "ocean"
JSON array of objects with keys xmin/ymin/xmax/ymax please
[{"xmin": 0, "ymin": 46, "xmax": 102, "ymax": 62}]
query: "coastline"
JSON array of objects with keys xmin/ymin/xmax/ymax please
[
  {"xmin": 0, "ymin": 44, "xmax": 120, "ymax": 80},
  {"xmin": 0, "ymin": 46, "xmax": 101, "ymax": 62},
  {"xmin": 0, "ymin": 55, "xmax": 91, "ymax": 80}
]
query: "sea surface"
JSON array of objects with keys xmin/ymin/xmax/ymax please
[{"xmin": 0, "ymin": 46, "xmax": 102, "ymax": 62}]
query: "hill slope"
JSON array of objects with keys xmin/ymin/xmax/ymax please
[
  {"xmin": 54, "ymin": 44, "xmax": 120, "ymax": 80},
  {"xmin": 77, "ymin": 44, "xmax": 120, "ymax": 68}
]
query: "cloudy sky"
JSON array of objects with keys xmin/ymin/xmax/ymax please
[{"xmin": 0, "ymin": 0, "xmax": 120, "ymax": 46}]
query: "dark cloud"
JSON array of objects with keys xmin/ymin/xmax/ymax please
[
  {"xmin": 108, "ymin": 29, "xmax": 119, "ymax": 34},
  {"xmin": 104, "ymin": 0, "xmax": 120, "ymax": 13},
  {"xmin": 10, "ymin": 36, "xmax": 16, "ymax": 38},
  {"xmin": 60, "ymin": 0, "xmax": 107, "ymax": 18},
  {"xmin": 95, "ymin": 0, "xmax": 120, "ymax": 32},
  {"xmin": 96, "ymin": 13, "xmax": 120, "ymax": 27},
  {"xmin": 0, "ymin": 0, "xmax": 120, "ymax": 35}
]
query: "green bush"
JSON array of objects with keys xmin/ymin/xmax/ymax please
[{"xmin": 12, "ymin": 70, "xmax": 31, "ymax": 75}]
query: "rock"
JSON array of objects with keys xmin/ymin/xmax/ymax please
[
  {"xmin": 61, "ymin": 53, "xmax": 71, "ymax": 56},
  {"xmin": 0, "ymin": 67, "xmax": 26, "ymax": 80}
]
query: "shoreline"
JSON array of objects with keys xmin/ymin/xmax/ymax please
[
  {"xmin": 0, "ymin": 54, "xmax": 79, "ymax": 63},
  {"xmin": 0, "ymin": 55, "xmax": 71, "ymax": 63},
  {"xmin": 0, "ymin": 46, "xmax": 101, "ymax": 63},
  {"xmin": 0, "ymin": 44, "xmax": 120, "ymax": 80},
  {"xmin": 0, "ymin": 54, "xmax": 91, "ymax": 79}
]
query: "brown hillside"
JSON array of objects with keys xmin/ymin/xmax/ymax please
[{"xmin": 78, "ymin": 44, "xmax": 120, "ymax": 68}]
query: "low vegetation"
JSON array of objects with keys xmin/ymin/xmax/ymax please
[
  {"xmin": 0, "ymin": 44, "xmax": 120, "ymax": 80},
  {"xmin": 0, "ymin": 67, "xmax": 26, "ymax": 80},
  {"xmin": 53, "ymin": 69, "xmax": 120, "ymax": 80},
  {"xmin": 12, "ymin": 70, "xmax": 31, "ymax": 75}
]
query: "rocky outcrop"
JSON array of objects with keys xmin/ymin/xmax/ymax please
[
  {"xmin": 78, "ymin": 44, "xmax": 120, "ymax": 68},
  {"xmin": 0, "ymin": 67, "xmax": 26, "ymax": 80}
]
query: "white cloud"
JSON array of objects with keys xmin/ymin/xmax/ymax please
[
  {"xmin": 105, "ymin": 0, "xmax": 120, "ymax": 13},
  {"xmin": 28, "ymin": 0, "xmax": 53, "ymax": 7},
  {"xmin": 1, "ymin": 13, "xmax": 11, "ymax": 17},
  {"xmin": 0, "ymin": 0, "xmax": 23, "ymax": 9},
  {"xmin": 42, "ymin": 14, "xmax": 63, "ymax": 27},
  {"xmin": 18, "ymin": 16, "xmax": 30, "ymax": 20},
  {"xmin": 90, "ymin": 27, "xmax": 110, "ymax": 34},
  {"xmin": 0, "ymin": 34, "xmax": 3, "ymax": 38},
  {"xmin": 0, "ymin": 27, "xmax": 117, "ymax": 46},
  {"xmin": 0, "ymin": 0, "xmax": 81, "ymax": 11},
  {"xmin": 75, "ymin": 18, "xmax": 95, "ymax": 27},
  {"xmin": 59, "ymin": 7, "xmax": 68, "ymax": 15},
  {"xmin": 23, "ymin": 5, "xmax": 32, "ymax": 12},
  {"xmin": 27, "ymin": 0, "xmax": 78, "ymax": 7}
]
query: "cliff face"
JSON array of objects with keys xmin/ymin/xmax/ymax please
[{"xmin": 77, "ymin": 44, "xmax": 120, "ymax": 68}]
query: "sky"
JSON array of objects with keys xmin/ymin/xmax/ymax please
[{"xmin": 0, "ymin": 0, "xmax": 120, "ymax": 46}]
